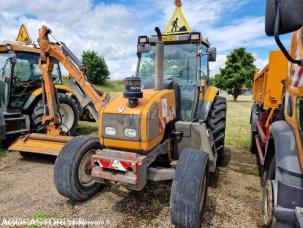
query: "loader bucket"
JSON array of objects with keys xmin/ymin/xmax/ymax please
[{"xmin": 9, "ymin": 133, "xmax": 72, "ymax": 156}]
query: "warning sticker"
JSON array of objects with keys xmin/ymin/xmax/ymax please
[
  {"xmin": 163, "ymin": 4, "xmax": 192, "ymax": 35},
  {"xmin": 16, "ymin": 24, "xmax": 32, "ymax": 44},
  {"xmin": 162, "ymin": 98, "xmax": 168, "ymax": 117}
]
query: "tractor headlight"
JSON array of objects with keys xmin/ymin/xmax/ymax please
[
  {"xmin": 105, "ymin": 127, "xmax": 117, "ymax": 136},
  {"xmin": 124, "ymin": 128, "xmax": 137, "ymax": 138}
]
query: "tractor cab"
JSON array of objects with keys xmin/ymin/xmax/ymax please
[{"xmin": 136, "ymin": 32, "xmax": 216, "ymax": 121}]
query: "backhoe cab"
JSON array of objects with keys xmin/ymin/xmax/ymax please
[
  {"xmin": 52, "ymin": 2, "xmax": 226, "ymax": 227},
  {"xmin": 0, "ymin": 40, "xmax": 79, "ymax": 144}
]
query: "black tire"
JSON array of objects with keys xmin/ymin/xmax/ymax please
[
  {"xmin": 31, "ymin": 93, "xmax": 79, "ymax": 135},
  {"xmin": 170, "ymin": 148, "xmax": 209, "ymax": 228},
  {"xmin": 250, "ymin": 131, "xmax": 258, "ymax": 153},
  {"xmin": 54, "ymin": 136, "xmax": 104, "ymax": 201},
  {"xmin": 206, "ymin": 96, "xmax": 226, "ymax": 165},
  {"xmin": 250, "ymin": 103, "xmax": 258, "ymax": 153},
  {"xmin": 262, "ymin": 155, "xmax": 276, "ymax": 227},
  {"xmin": 262, "ymin": 154, "xmax": 276, "ymax": 186}
]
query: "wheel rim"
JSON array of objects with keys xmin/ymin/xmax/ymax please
[
  {"xmin": 263, "ymin": 180, "xmax": 273, "ymax": 226},
  {"xmin": 199, "ymin": 169, "xmax": 207, "ymax": 214},
  {"xmin": 59, "ymin": 103, "xmax": 75, "ymax": 133},
  {"xmin": 78, "ymin": 150, "xmax": 95, "ymax": 187}
]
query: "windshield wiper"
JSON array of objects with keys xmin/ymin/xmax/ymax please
[{"xmin": 168, "ymin": 66, "xmax": 189, "ymax": 81}]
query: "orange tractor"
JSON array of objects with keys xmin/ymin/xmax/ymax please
[
  {"xmin": 251, "ymin": 0, "xmax": 303, "ymax": 226},
  {"xmin": 9, "ymin": 1, "xmax": 226, "ymax": 227}
]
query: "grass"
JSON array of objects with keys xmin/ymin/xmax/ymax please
[
  {"xmin": 30, "ymin": 212, "xmax": 48, "ymax": 228},
  {"xmin": 62, "ymin": 77, "xmax": 123, "ymax": 93},
  {"xmin": 225, "ymin": 95, "xmax": 253, "ymax": 148},
  {"xmin": 0, "ymin": 146, "xmax": 7, "ymax": 158}
]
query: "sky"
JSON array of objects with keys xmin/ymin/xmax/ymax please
[{"xmin": 0, "ymin": 0, "xmax": 288, "ymax": 79}]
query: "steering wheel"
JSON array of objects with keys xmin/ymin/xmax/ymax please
[{"xmin": 12, "ymin": 76, "xmax": 21, "ymax": 86}]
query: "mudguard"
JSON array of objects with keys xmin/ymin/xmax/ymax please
[
  {"xmin": 271, "ymin": 121, "xmax": 302, "ymax": 180},
  {"xmin": 23, "ymin": 85, "xmax": 73, "ymax": 113},
  {"xmin": 270, "ymin": 120, "xmax": 303, "ymax": 228},
  {"xmin": 195, "ymin": 86, "xmax": 219, "ymax": 121}
]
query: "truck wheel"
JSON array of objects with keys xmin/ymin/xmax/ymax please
[
  {"xmin": 263, "ymin": 156, "xmax": 276, "ymax": 227},
  {"xmin": 54, "ymin": 136, "xmax": 105, "ymax": 201},
  {"xmin": 250, "ymin": 131, "xmax": 258, "ymax": 153},
  {"xmin": 31, "ymin": 93, "xmax": 79, "ymax": 135},
  {"xmin": 206, "ymin": 96, "xmax": 226, "ymax": 165},
  {"xmin": 250, "ymin": 103, "xmax": 258, "ymax": 153},
  {"xmin": 170, "ymin": 148, "xmax": 209, "ymax": 228}
]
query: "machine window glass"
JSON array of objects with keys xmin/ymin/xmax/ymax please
[
  {"xmin": 296, "ymin": 97, "xmax": 303, "ymax": 133},
  {"xmin": 138, "ymin": 43, "xmax": 198, "ymax": 121},
  {"xmin": 14, "ymin": 52, "xmax": 62, "ymax": 84},
  {"xmin": 200, "ymin": 46, "xmax": 208, "ymax": 80},
  {"xmin": 139, "ymin": 43, "xmax": 198, "ymax": 82},
  {"xmin": 0, "ymin": 54, "xmax": 14, "ymax": 108},
  {"xmin": 9, "ymin": 52, "xmax": 63, "ymax": 108}
]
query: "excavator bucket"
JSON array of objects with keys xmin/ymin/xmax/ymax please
[{"xmin": 9, "ymin": 133, "xmax": 72, "ymax": 156}]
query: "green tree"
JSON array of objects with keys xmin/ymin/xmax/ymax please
[
  {"xmin": 81, "ymin": 50, "xmax": 110, "ymax": 85},
  {"xmin": 213, "ymin": 48, "xmax": 256, "ymax": 101}
]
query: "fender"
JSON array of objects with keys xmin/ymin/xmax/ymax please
[
  {"xmin": 195, "ymin": 86, "xmax": 219, "ymax": 121},
  {"xmin": 270, "ymin": 120, "xmax": 302, "ymax": 182},
  {"xmin": 267, "ymin": 121, "xmax": 303, "ymax": 227},
  {"xmin": 23, "ymin": 85, "xmax": 73, "ymax": 113}
]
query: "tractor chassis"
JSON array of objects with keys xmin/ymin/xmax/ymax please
[{"xmin": 91, "ymin": 140, "xmax": 173, "ymax": 191}]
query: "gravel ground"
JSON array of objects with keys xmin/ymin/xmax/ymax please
[{"xmin": 0, "ymin": 146, "xmax": 262, "ymax": 227}]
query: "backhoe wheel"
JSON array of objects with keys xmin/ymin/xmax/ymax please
[
  {"xmin": 206, "ymin": 96, "xmax": 227, "ymax": 165},
  {"xmin": 54, "ymin": 136, "xmax": 104, "ymax": 201},
  {"xmin": 170, "ymin": 148, "xmax": 209, "ymax": 228},
  {"xmin": 31, "ymin": 93, "xmax": 79, "ymax": 135}
]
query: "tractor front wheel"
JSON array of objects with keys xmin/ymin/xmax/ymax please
[
  {"xmin": 54, "ymin": 136, "xmax": 105, "ymax": 201},
  {"xmin": 170, "ymin": 148, "xmax": 209, "ymax": 228}
]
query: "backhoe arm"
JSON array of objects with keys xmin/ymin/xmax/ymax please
[{"xmin": 38, "ymin": 25, "xmax": 109, "ymax": 120}]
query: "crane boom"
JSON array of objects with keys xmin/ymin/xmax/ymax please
[{"xmin": 38, "ymin": 25, "xmax": 110, "ymax": 121}]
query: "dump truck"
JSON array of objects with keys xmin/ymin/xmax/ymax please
[
  {"xmin": 9, "ymin": 1, "xmax": 227, "ymax": 227},
  {"xmin": 250, "ymin": 0, "xmax": 303, "ymax": 227}
]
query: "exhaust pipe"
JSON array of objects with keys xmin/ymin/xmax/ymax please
[{"xmin": 155, "ymin": 27, "xmax": 164, "ymax": 91}]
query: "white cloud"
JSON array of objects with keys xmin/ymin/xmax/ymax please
[
  {"xmin": 0, "ymin": 0, "xmax": 138, "ymax": 79},
  {"xmin": 209, "ymin": 54, "xmax": 226, "ymax": 76},
  {"xmin": 0, "ymin": 0, "xmax": 273, "ymax": 79}
]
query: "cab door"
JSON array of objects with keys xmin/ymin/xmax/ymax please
[{"xmin": 0, "ymin": 54, "xmax": 14, "ymax": 109}]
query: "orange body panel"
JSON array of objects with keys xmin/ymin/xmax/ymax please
[
  {"xmin": 0, "ymin": 42, "xmax": 40, "ymax": 54},
  {"xmin": 285, "ymin": 28, "xmax": 303, "ymax": 171},
  {"xmin": 253, "ymin": 50, "xmax": 288, "ymax": 110},
  {"xmin": 99, "ymin": 89, "xmax": 176, "ymax": 153}
]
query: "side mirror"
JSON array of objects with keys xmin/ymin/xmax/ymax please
[
  {"xmin": 207, "ymin": 47, "xmax": 216, "ymax": 62},
  {"xmin": 137, "ymin": 43, "xmax": 151, "ymax": 54},
  {"xmin": 265, "ymin": 0, "xmax": 303, "ymax": 36}
]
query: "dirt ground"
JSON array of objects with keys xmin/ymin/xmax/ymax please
[{"xmin": 0, "ymin": 145, "xmax": 263, "ymax": 227}]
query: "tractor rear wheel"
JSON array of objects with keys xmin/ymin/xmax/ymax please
[
  {"xmin": 31, "ymin": 93, "xmax": 79, "ymax": 135},
  {"xmin": 170, "ymin": 148, "xmax": 209, "ymax": 228},
  {"xmin": 54, "ymin": 136, "xmax": 105, "ymax": 201},
  {"xmin": 206, "ymin": 96, "xmax": 227, "ymax": 165}
]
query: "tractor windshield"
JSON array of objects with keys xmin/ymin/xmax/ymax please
[
  {"xmin": 138, "ymin": 43, "xmax": 198, "ymax": 82},
  {"xmin": 138, "ymin": 43, "xmax": 200, "ymax": 121}
]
